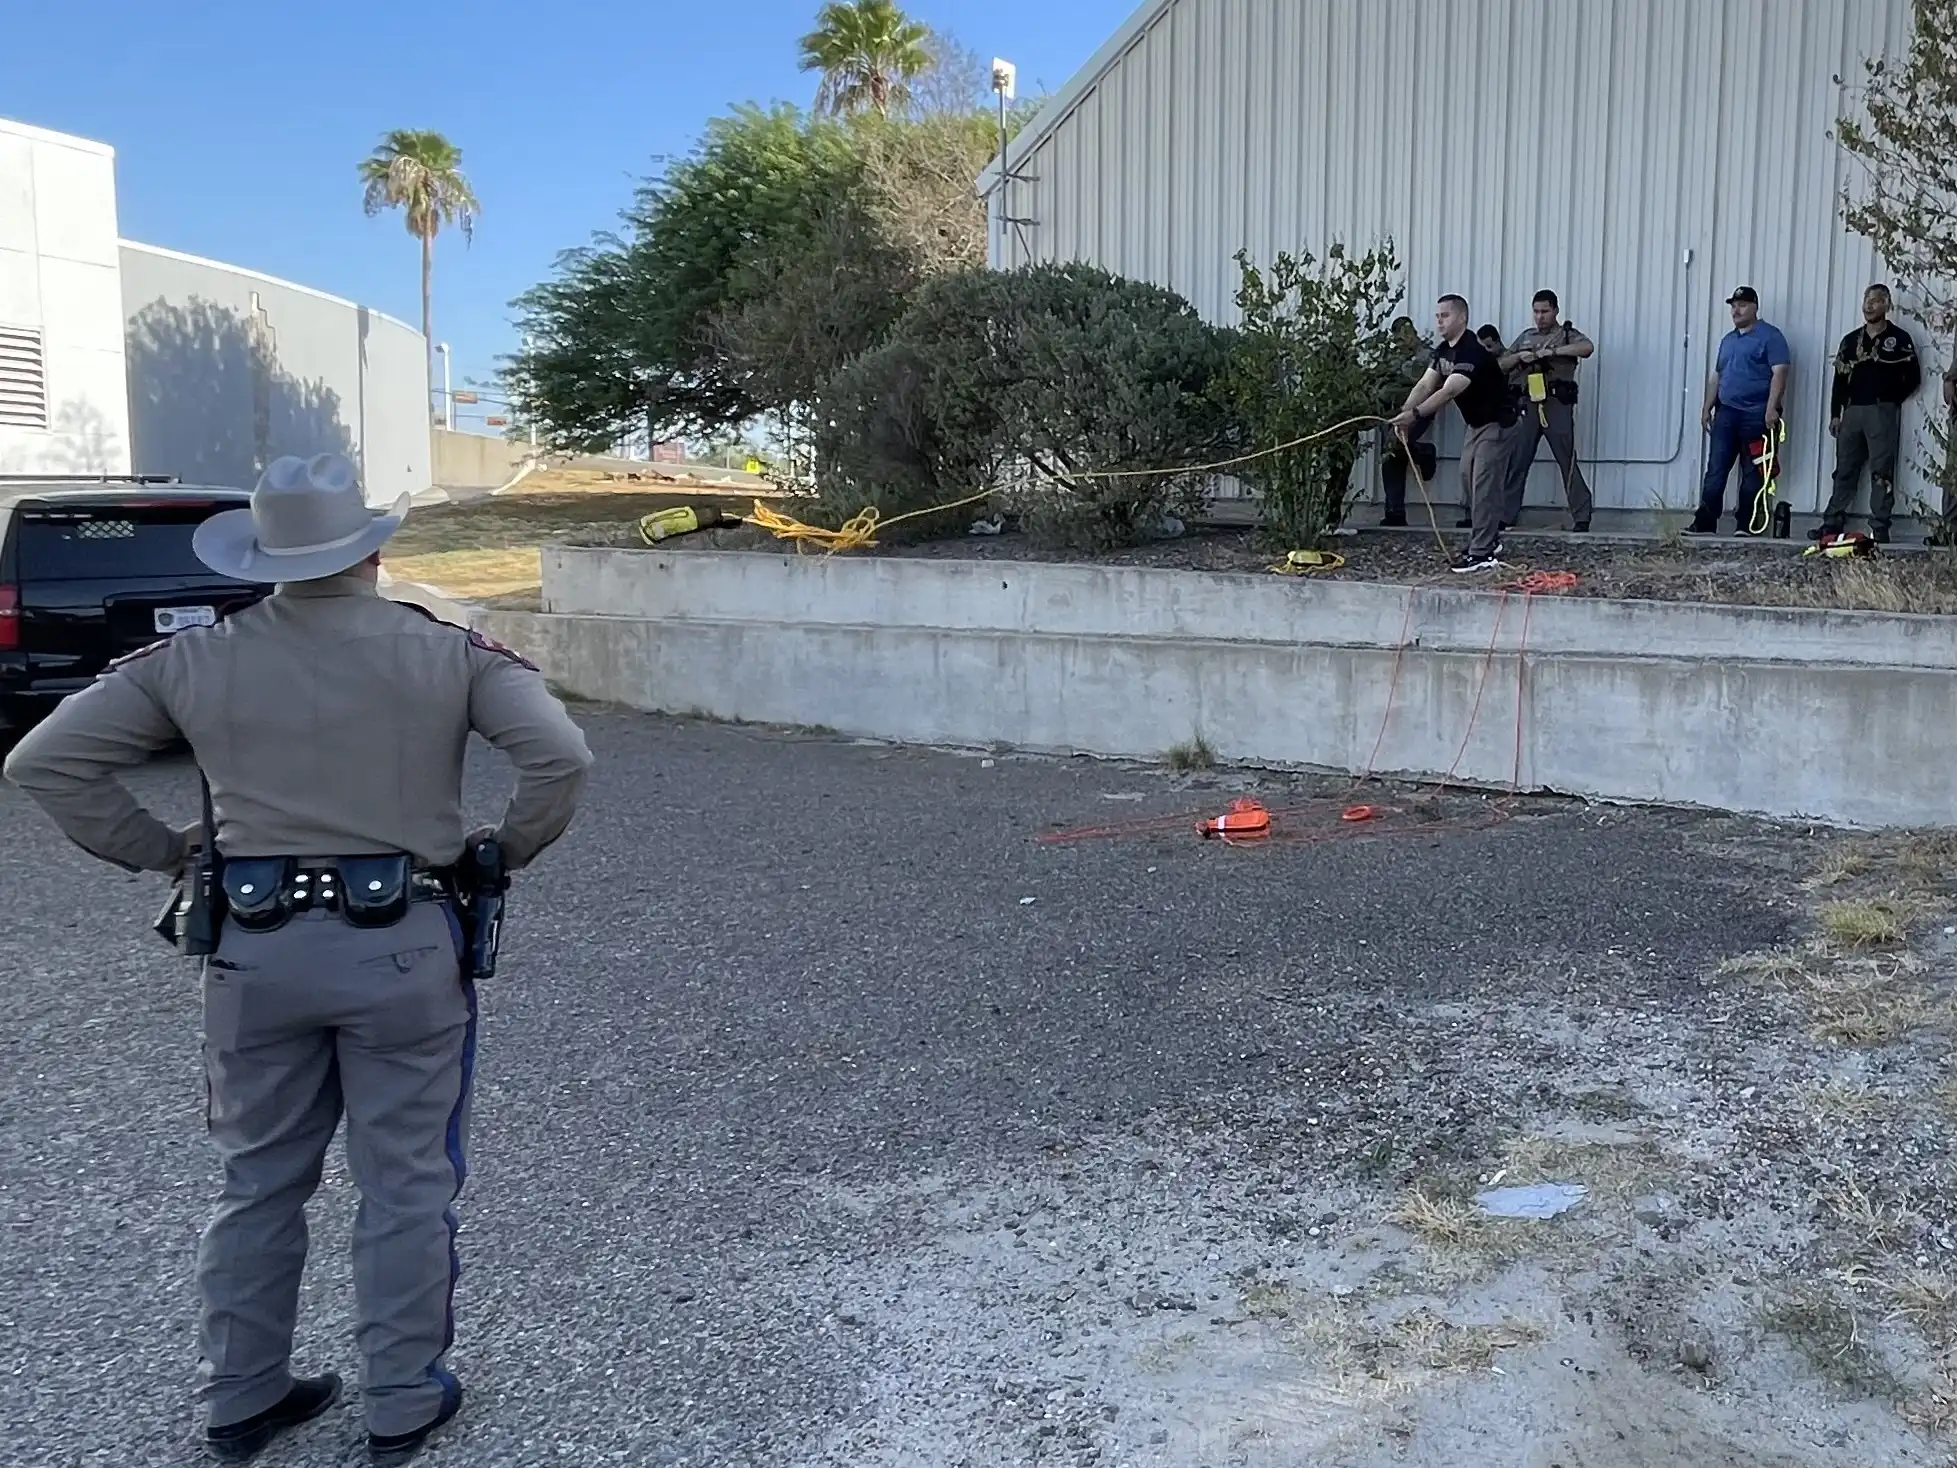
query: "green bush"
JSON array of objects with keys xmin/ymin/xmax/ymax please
[
  {"xmin": 1214, "ymin": 242, "xmax": 1407, "ymax": 549},
  {"xmin": 811, "ymin": 262, "xmax": 1229, "ymax": 548},
  {"xmin": 1003, "ymin": 263, "xmax": 1230, "ymax": 549}
]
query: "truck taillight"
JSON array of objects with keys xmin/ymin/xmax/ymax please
[{"xmin": 0, "ymin": 585, "xmax": 17, "ymax": 651}]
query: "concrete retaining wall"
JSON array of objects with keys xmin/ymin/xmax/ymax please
[{"xmin": 474, "ymin": 548, "xmax": 1957, "ymax": 831}]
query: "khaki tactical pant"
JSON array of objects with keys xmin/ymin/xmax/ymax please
[
  {"xmin": 1502, "ymin": 395, "xmax": 1593, "ymax": 526},
  {"xmin": 1462, "ymin": 423, "xmax": 1508, "ymax": 558},
  {"xmin": 195, "ymin": 900, "xmax": 474, "ymax": 1438},
  {"xmin": 1823, "ymin": 402, "xmax": 1902, "ymax": 534}
]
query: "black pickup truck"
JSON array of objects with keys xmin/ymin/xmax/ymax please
[{"xmin": 0, "ymin": 477, "xmax": 272, "ymax": 736}]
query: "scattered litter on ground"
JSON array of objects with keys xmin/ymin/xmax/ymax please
[{"xmin": 1476, "ymin": 1182, "xmax": 1589, "ymax": 1219}]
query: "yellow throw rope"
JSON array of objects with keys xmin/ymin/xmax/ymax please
[{"xmin": 741, "ymin": 414, "xmax": 1401, "ymax": 555}]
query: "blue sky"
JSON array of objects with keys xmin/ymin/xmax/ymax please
[{"xmin": 1, "ymin": 0, "xmax": 1134, "ymax": 424}]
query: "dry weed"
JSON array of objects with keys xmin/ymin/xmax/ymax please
[
  {"xmin": 1818, "ymin": 899, "xmax": 1909, "ymax": 949},
  {"xmin": 1807, "ymin": 845, "xmax": 1874, "ymax": 889},
  {"xmin": 1803, "ymin": 1078, "xmax": 1888, "ymax": 1123},
  {"xmin": 1827, "ymin": 1175, "xmax": 1927, "ymax": 1253},
  {"xmin": 1389, "ymin": 1189, "xmax": 1482, "ymax": 1248},
  {"xmin": 1848, "ymin": 1264, "xmax": 1957, "ymax": 1346},
  {"xmin": 1717, "ymin": 946, "xmax": 1819, "ymax": 982},
  {"xmin": 1276, "ymin": 1291, "xmax": 1545, "ymax": 1384},
  {"xmin": 1496, "ymin": 1135, "xmax": 1668, "ymax": 1204},
  {"xmin": 1803, "ymin": 960, "xmax": 1936, "ymax": 1046},
  {"xmin": 1761, "ymin": 1283, "xmax": 1909, "ymax": 1402},
  {"xmin": 1895, "ymin": 832, "xmax": 1957, "ymax": 893}
]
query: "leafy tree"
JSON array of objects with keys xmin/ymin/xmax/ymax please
[
  {"xmin": 358, "ymin": 130, "xmax": 480, "ymax": 372},
  {"xmin": 1213, "ymin": 242, "xmax": 1406, "ymax": 548},
  {"xmin": 1833, "ymin": 6, "xmax": 1957, "ymax": 529},
  {"xmin": 509, "ymin": 105, "xmax": 858, "ymax": 449},
  {"xmin": 799, "ymin": 0, "xmax": 933, "ymax": 117},
  {"xmin": 910, "ymin": 26, "xmax": 994, "ymax": 116}
]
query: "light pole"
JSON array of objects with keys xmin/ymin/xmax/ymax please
[
  {"xmin": 991, "ymin": 58, "xmax": 1017, "ymax": 268},
  {"xmin": 436, "ymin": 342, "xmax": 453, "ymax": 430}
]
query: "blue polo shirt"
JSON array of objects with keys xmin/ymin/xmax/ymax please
[{"xmin": 1715, "ymin": 321, "xmax": 1791, "ymax": 414}]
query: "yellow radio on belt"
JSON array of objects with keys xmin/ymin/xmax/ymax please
[{"xmin": 1526, "ymin": 372, "xmax": 1549, "ymax": 404}]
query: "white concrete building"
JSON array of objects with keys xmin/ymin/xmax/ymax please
[
  {"xmin": 0, "ymin": 115, "xmax": 430, "ymax": 503},
  {"xmin": 0, "ymin": 118, "xmax": 133, "ymax": 477},
  {"xmin": 983, "ymin": 0, "xmax": 1941, "ymax": 524}
]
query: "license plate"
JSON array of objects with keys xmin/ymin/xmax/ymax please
[{"xmin": 154, "ymin": 605, "xmax": 217, "ymax": 634}]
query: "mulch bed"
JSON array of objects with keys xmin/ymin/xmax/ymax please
[{"xmin": 681, "ymin": 518, "xmax": 1957, "ymax": 615}]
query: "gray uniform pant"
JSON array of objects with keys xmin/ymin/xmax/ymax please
[
  {"xmin": 1502, "ymin": 395, "xmax": 1593, "ymax": 526},
  {"xmin": 196, "ymin": 899, "xmax": 474, "ymax": 1438},
  {"xmin": 1823, "ymin": 402, "xmax": 1902, "ymax": 533},
  {"xmin": 1462, "ymin": 423, "xmax": 1508, "ymax": 557}
]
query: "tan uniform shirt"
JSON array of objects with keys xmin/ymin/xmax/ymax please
[
  {"xmin": 1506, "ymin": 322, "xmax": 1594, "ymax": 385},
  {"xmin": 2, "ymin": 572, "xmax": 592, "ymax": 874}
]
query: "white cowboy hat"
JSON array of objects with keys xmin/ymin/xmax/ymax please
[{"xmin": 193, "ymin": 453, "xmax": 412, "ymax": 583}]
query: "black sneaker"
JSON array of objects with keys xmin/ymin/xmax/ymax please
[
  {"xmin": 1379, "ymin": 511, "xmax": 1407, "ymax": 528},
  {"xmin": 369, "ymin": 1377, "xmax": 463, "ymax": 1465},
  {"xmin": 205, "ymin": 1374, "xmax": 342, "ymax": 1462},
  {"xmin": 1455, "ymin": 515, "xmax": 1473, "ymax": 529},
  {"xmin": 1872, "ymin": 527, "xmax": 1890, "ymax": 545},
  {"xmin": 1683, "ymin": 520, "xmax": 1717, "ymax": 536},
  {"xmin": 1571, "ymin": 521, "xmax": 1590, "ymax": 533},
  {"xmin": 1450, "ymin": 551, "xmax": 1503, "ymax": 574}
]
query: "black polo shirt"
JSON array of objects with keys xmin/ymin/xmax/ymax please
[{"xmin": 1428, "ymin": 333, "xmax": 1511, "ymax": 429}]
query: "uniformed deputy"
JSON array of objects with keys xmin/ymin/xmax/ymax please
[
  {"xmin": 2, "ymin": 454, "xmax": 593, "ymax": 1464},
  {"xmin": 1498, "ymin": 290, "xmax": 1595, "ymax": 532},
  {"xmin": 1817, "ymin": 282, "xmax": 1921, "ymax": 544}
]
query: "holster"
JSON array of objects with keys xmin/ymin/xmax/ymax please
[{"xmin": 1549, "ymin": 379, "xmax": 1579, "ymax": 406}]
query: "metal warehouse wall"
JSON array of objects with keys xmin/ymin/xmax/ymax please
[
  {"xmin": 989, "ymin": 0, "xmax": 1943, "ymax": 518},
  {"xmin": 118, "ymin": 242, "xmax": 431, "ymax": 504}
]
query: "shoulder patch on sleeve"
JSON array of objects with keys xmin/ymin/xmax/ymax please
[
  {"xmin": 106, "ymin": 638, "xmax": 172, "ymax": 673},
  {"xmin": 468, "ymin": 627, "xmax": 539, "ymax": 671}
]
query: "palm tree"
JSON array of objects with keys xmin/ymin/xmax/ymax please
[
  {"xmin": 798, "ymin": 0, "xmax": 933, "ymax": 117},
  {"xmin": 359, "ymin": 130, "xmax": 480, "ymax": 378}
]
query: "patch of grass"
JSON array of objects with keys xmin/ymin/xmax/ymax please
[
  {"xmin": 1802, "ymin": 961, "xmax": 1935, "ymax": 1047},
  {"xmin": 1803, "ymin": 1078, "xmax": 1888, "ymax": 1124},
  {"xmin": 1762, "ymin": 1283, "xmax": 1910, "ymax": 1403},
  {"xmin": 1826, "ymin": 1175, "xmax": 1927, "ymax": 1254},
  {"xmin": 1819, "ymin": 899, "xmax": 1909, "ymax": 949},
  {"xmin": 1240, "ymin": 1279, "xmax": 1299, "ymax": 1319},
  {"xmin": 1389, "ymin": 1188, "xmax": 1482, "ymax": 1248},
  {"xmin": 388, "ymin": 547, "xmax": 544, "ymax": 601},
  {"xmin": 1807, "ymin": 845, "xmax": 1874, "ymax": 889},
  {"xmin": 1895, "ymin": 832, "xmax": 1957, "ymax": 892},
  {"xmin": 1496, "ymin": 1135, "xmax": 1669, "ymax": 1205},
  {"xmin": 1717, "ymin": 946, "xmax": 1819, "ymax": 983},
  {"xmin": 1280, "ymin": 1296, "xmax": 1545, "ymax": 1383},
  {"xmin": 1847, "ymin": 1263, "xmax": 1957, "ymax": 1346},
  {"xmin": 1163, "ymin": 732, "xmax": 1217, "ymax": 771}
]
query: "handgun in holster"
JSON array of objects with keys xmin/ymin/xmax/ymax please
[
  {"xmin": 456, "ymin": 837, "xmax": 510, "ymax": 980},
  {"xmin": 154, "ymin": 774, "xmax": 226, "ymax": 956}
]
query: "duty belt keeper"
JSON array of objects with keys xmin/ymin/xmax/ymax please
[{"xmin": 220, "ymin": 855, "xmax": 448, "ymax": 933}]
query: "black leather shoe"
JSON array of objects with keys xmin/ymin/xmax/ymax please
[
  {"xmin": 205, "ymin": 1374, "xmax": 342, "ymax": 1461},
  {"xmin": 369, "ymin": 1379, "xmax": 464, "ymax": 1464}
]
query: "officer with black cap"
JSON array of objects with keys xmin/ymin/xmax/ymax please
[{"xmin": 3, "ymin": 453, "xmax": 593, "ymax": 1463}]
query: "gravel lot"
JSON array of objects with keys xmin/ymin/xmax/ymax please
[{"xmin": 3, "ymin": 713, "xmax": 1953, "ymax": 1466}]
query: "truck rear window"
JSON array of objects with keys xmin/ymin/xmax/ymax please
[{"xmin": 16, "ymin": 505, "xmax": 245, "ymax": 581}]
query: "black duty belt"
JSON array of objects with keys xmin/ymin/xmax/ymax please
[{"xmin": 222, "ymin": 854, "xmax": 453, "ymax": 933}]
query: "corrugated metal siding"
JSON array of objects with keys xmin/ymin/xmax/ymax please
[{"xmin": 992, "ymin": 0, "xmax": 1933, "ymax": 516}]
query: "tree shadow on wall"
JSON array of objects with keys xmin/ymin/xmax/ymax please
[{"xmin": 125, "ymin": 297, "xmax": 354, "ymax": 489}]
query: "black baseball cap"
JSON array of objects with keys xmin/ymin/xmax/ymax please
[{"xmin": 1726, "ymin": 285, "xmax": 1759, "ymax": 305}]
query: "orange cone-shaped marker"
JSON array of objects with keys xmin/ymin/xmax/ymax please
[{"xmin": 1199, "ymin": 798, "xmax": 1272, "ymax": 841}]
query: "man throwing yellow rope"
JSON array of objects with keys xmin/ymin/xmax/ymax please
[{"xmin": 1390, "ymin": 294, "xmax": 1518, "ymax": 574}]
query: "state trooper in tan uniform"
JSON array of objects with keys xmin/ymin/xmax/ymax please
[
  {"xmin": 1499, "ymin": 289, "xmax": 1596, "ymax": 530},
  {"xmin": 2, "ymin": 454, "xmax": 593, "ymax": 1464}
]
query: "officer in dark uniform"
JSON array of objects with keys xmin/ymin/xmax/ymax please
[
  {"xmin": 3, "ymin": 454, "xmax": 593, "ymax": 1463},
  {"xmin": 1818, "ymin": 282, "xmax": 1922, "ymax": 543}
]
